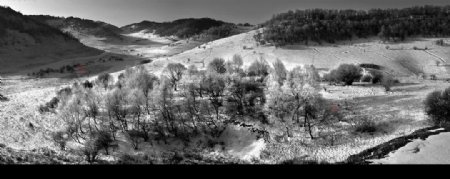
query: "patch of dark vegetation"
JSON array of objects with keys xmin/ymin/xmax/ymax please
[
  {"xmin": 352, "ymin": 117, "xmax": 392, "ymax": 135},
  {"xmin": 280, "ymin": 156, "xmax": 328, "ymax": 165},
  {"xmin": 262, "ymin": 5, "xmax": 450, "ymax": 46},
  {"xmin": 359, "ymin": 64, "xmax": 383, "ymax": 70},
  {"xmin": 0, "ymin": 6, "xmax": 80, "ymax": 43},
  {"xmin": 424, "ymin": 87, "xmax": 450, "ymax": 126},
  {"xmin": 140, "ymin": 59, "xmax": 152, "ymax": 64},
  {"xmin": 194, "ymin": 24, "xmax": 241, "ymax": 41},
  {"xmin": 0, "ymin": 94, "xmax": 8, "ymax": 102},
  {"xmin": 97, "ymin": 56, "xmax": 124, "ymax": 63},
  {"xmin": 435, "ymin": 39, "xmax": 448, "ymax": 46},
  {"xmin": 121, "ymin": 18, "xmax": 230, "ymax": 39},
  {"xmin": 0, "ymin": 146, "xmax": 84, "ymax": 164},
  {"xmin": 38, "ymin": 97, "xmax": 59, "ymax": 114},
  {"xmin": 345, "ymin": 126, "xmax": 450, "ymax": 164},
  {"xmin": 27, "ymin": 56, "xmax": 123, "ymax": 78},
  {"xmin": 30, "ymin": 15, "xmax": 123, "ymax": 40},
  {"xmin": 323, "ymin": 64, "xmax": 362, "ymax": 85}
]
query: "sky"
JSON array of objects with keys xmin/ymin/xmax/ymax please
[{"xmin": 0, "ymin": 0, "xmax": 449, "ymax": 27}]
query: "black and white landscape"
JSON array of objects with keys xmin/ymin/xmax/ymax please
[{"xmin": 1, "ymin": 0, "xmax": 450, "ymax": 165}]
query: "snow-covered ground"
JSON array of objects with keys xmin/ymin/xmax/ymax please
[
  {"xmin": 370, "ymin": 130, "xmax": 450, "ymax": 164},
  {"xmin": 123, "ymin": 30, "xmax": 174, "ymax": 44}
]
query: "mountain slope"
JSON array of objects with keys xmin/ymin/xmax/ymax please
[
  {"xmin": 137, "ymin": 29, "xmax": 450, "ymax": 79},
  {"xmin": 0, "ymin": 6, "xmax": 102, "ymax": 74},
  {"xmin": 121, "ymin": 18, "xmax": 229, "ymax": 39},
  {"xmin": 29, "ymin": 15, "xmax": 123, "ymax": 41}
]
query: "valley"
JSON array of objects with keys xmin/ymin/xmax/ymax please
[{"xmin": 1, "ymin": 4, "xmax": 450, "ymax": 165}]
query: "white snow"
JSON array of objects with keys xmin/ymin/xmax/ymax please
[
  {"xmin": 370, "ymin": 132, "xmax": 450, "ymax": 164},
  {"xmin": 123, "ymin": 30, "xmax": 173, "ymax": 44},
  {"xmin": 218, "ymin": 125, "xmax": 266, "ymax": 161}
]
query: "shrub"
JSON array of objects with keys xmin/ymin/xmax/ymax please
[
  {"xmin": 353, "ymin": 117, "xmax": 391, "ymax": 135},
  {"xmin": 335, "ymin": 64, "xmax": 362, "ymax": 85},
  {"xmin": 435, "ymin": 39, "xmax": 445, "ymax": 46},
  {"xmin": 359, "ymin": 64, "xmax": 382, "ymax": 70},
  {"xmin": 96, "ymin": 73, "xmax": 112, "ymax": 89},
  {"xmin": 140, "ymin": 59, "xmax": 152, "ymax": 64},
  {"xmin": 0, "ymin": 94, "xmax": 9, "ymax": 102},
  {"xmin": 370, "ymin": 70, "xmax": 384, "ymax": 84},
  {"xmin": 430, "ymin": 74, "xmax": 437, "ymax": 80},
  {"xmin": 272, "ymin": 59, "xmax": 287, "ymax": 85},
  {"xmin": 83, "ymin": 80, "xmax": 93, "ymax": 89},
  {"xmin": 38, "ymin": 104, "xmax": 51, "ymax": 114},
  {"xmin": 127, "ymin": 130, "xmax": 145, "ymax": 150},
  {"xmin": 119, "ymin": 154, "xmax": 154, "ymax": 164},
  {"xmin": 354, "ymin": 119, "xmax": 378, "ymax": 134},
  {"xmin": 52, "ymin": 131, "xmax": 69, "ymax": 150},
  {"xmin": 83, "ymin": 139, "xmax": 100, "ymax": 163},
  {"xmin": 381, "ymin": 75, "xmax": 396, "ymax": 92},
  {"xmin": 360, "ymin": 75, "xmax": 372, "ymax": 83},
  {"xmin": 94, "ymin": 130, "xmax": 114, "ymax": 155},
  {"xmin": 247, "ymin": 58, "xmax": 270, "ymax": 77},
  {"xmin": 323, "ymin": 70, "xmax": 338, "ymax": 83},
  {"xmin": 424, "ymin": 87, "xmax": 450, "ymax": 126},
  {"xmin": 207, "ymin": 58, "xmax": 227, "ymax": 74},
  {"xmin": 47, "ymin": 97, "xmax": 59, "ymax": 109}
]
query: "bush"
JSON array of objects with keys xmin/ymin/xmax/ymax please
[
  {"xmin": 381, "ymin": 75, "xmax": 396, "ymax": 92},
  {"xmin": 360, "ymin": 75, "xmax": 372, "ymax": 83},
  {"xmin": 0, "ymin": 94, "xmax": 9, "ymax": 102},
  {"xmin": 83, "ymin": 80, "xmax": 94, "ymax": 89},
  {"xmin": 370, "ymin": 70, "xmax": 384, "ymax": 84},
  {"xmin": 430, "ymin": 74, "xmax": 437, "ymax": 80},
  {"xmin": 52, "ymin": 131, "xmax": 69, "ymax": 150},
  {"xmin": 83, "ymin": 139, "xmax": 100, "ymax": 163},
  {"xmin": 359, "ymin": 64, "xmax": 382, "ymax": 70},
  {"xmin": 38, "ymin": 104, "xmax": 51, "ymax": 114},
  {"xmin": 94, "ymin": 130, "xmax": 114, "ymax": 155},
  {"xmin": 119, "ymin": 154, "xmax": 154, "ymax": 164},
  {"xmin": 207, "ymin": 58, "xmax": 227, "ymax": 74},
  {"xmin": 140, "ymin": 59, "xmax": 152, "ymax": 64},
  {"xmin": 353, "ymin": 117, "xmax": 392, "ymax": 135},
  {"xmin": 96, "ymin": 73, "xmax": 112, "ymax": 89},
  {"xmin": 247, "ymin": 59, "xmax": 270, "ymax": 77},
  {"xmin": 435, "ymin": 39, "xmax": 445, "ymax": 46},
  {"xmin": 335, "ymin": 64, "xmax": 362, "ymax": 85},
  {"xmin": 424, "ymin": 87, "xmax": 450, "ymax": 126},
  {"xmin": 323, "ymin": 70, "xmax": 338, "ymax": 83},
  {"xmin": 127, "ymin": 130, "xmax": 145, "ymax": 150},
  {"xmin": 354, "ymin": 119, "xmax": 378, "ymax": 134}
]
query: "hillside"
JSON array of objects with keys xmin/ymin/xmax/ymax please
[
  {"xmin": 29, "ymin": 15, "xmax": 124, "ymax": 42},
  {"xmin": 0, "ymin": 6, "xmax": 102, "ymax": 74},
  {"xmin": 136, "ymin": 29, "xmax": 450, "ymax": 79},
  {"xmin": 121, "ymin": 18, "xmax": 230, "ymax": 39}
]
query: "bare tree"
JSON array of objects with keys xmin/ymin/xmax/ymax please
[{"xmin": 164, "ymin": 63, "xmax": 187, "ymax": 91}]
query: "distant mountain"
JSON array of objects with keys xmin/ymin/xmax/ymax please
[
  {"xmin": 29, "ymin": 15, "xmax": 123, "ymax": 41},
  {"xmin": 121, "ymin": 18, "xmax": 230, "ymax": 39},
  {"xmin": 0, "ymin": 6, "xmax": 102, "ymax": 73}
]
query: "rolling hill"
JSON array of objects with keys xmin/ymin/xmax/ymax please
[
  {"xmin": 29, "ymin": 15, "xmax": 124, "ymax": 41},
  {"xmin": 121, "ymin": 18, "xmax": 231, "ymax": 39},
  {"xmin": 0, "ymin": 6, "xmax": 102, "ymax": 74},
  {"xmin": 135, "ymin": 28, "xmax": 450, "ymax": 80}
]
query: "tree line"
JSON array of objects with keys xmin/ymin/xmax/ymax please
[{"xmin": 262, "ymin": 5, "xmax": 450, "ymax": 46}]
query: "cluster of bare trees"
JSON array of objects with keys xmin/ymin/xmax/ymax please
[{"xmin": 53, "ymin": 55, "xmax": 343, "ymax": 162}]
